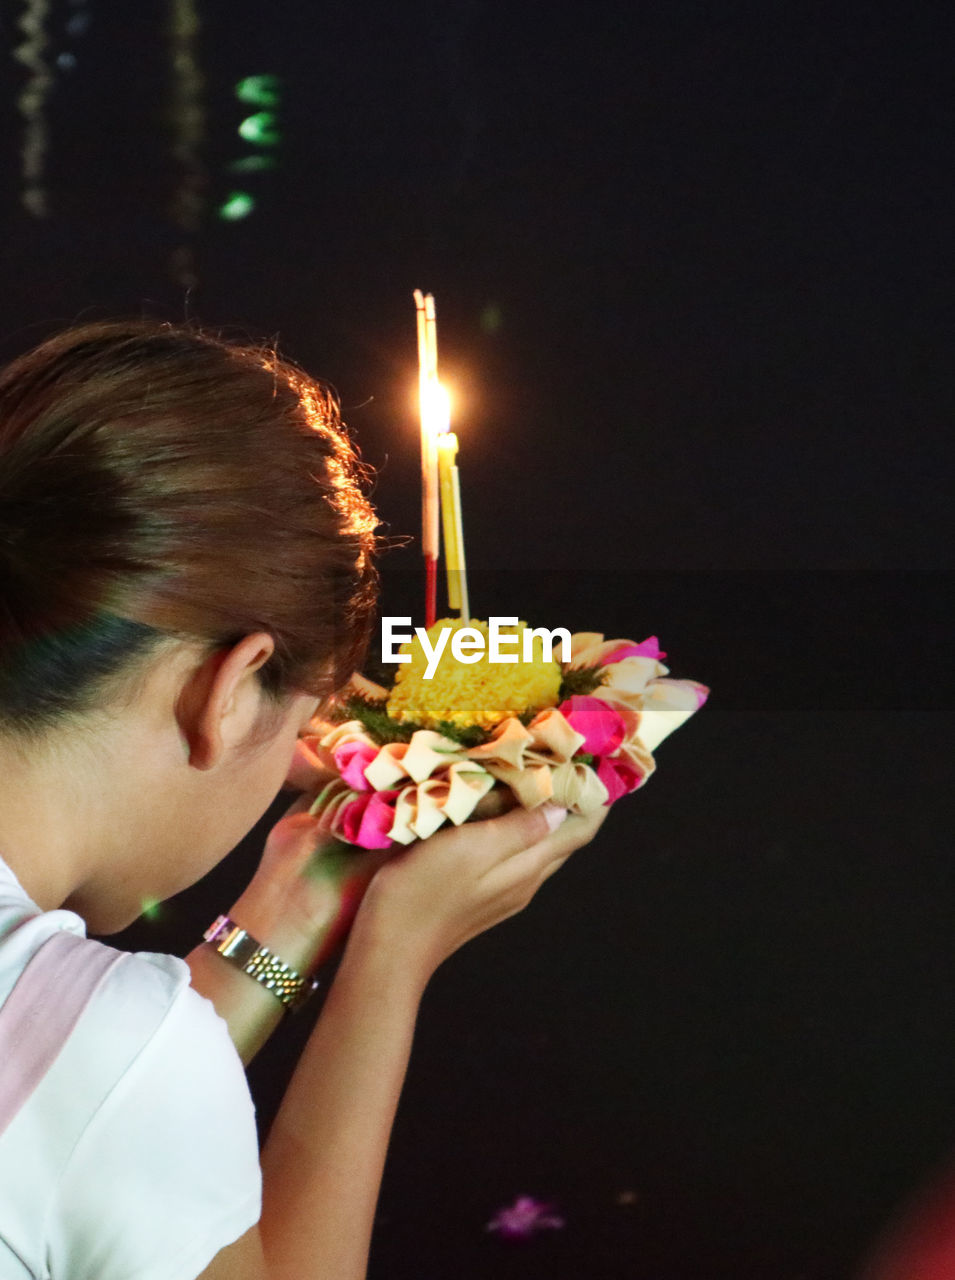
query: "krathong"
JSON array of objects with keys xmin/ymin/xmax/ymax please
[
  {"xmin": 294, "ymin": 295, "xmax": 708, "ymax": 852},
  {"xmin": 299, "ymin": 622, "xmax": 709, "ymax": 851}
]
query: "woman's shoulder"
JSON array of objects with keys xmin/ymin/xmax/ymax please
[
  {"xmin": 0, "ymin": 911, "xmax": 260, "ymax": 1280},
  {"xmin": 1, "ymin": 920, "xmax": 249, "ymax": 1144},
  {"xmin": 44, "ymin": 945, "xmax": 261, "ymax": 1280},
  {"xmin": 0, "ymin": 857, "xmax": 250, "ymax": 1158},
  {"xmin": 0, "ymin": 850, "xmax": 215, "ymax": 1058},
  {"xmin": 0, "ymin": 879, "xmax": 194, "ymax": 1066}
]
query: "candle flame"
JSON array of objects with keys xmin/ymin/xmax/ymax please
[{"xmin": 420, "ymin": 380, "xmax": 451, "ymax": 437}]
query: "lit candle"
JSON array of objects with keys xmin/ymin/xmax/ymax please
[
  {"xmin": 437, "ymin": 429, "xmax": 469, "ymax": 620},
  {"xmin": 414, "ymin": 290, "xmax": 441, "ymax": 627}
]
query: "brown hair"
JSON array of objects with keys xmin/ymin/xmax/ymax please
[{"xmin": 0, "ymin": 319, "xmax": 379, "ymax": 734}]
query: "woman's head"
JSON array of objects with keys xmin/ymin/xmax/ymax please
[{"xmin": 0, "ymin": 319, "xmax": 379, "ymax": 741}]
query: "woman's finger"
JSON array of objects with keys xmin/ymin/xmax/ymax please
[
  {"xmin": 538, "ymin": 853, "xmax": 574, "ymax": 883},
  {"xmin": 446, "ymin": 802, "xmax": 563, "ymax": 868},
  {"xmin": 536, "ymin": 807, "xmax": 607, "ymax": 856},
  {"xmin": 482, "ymin": 836, "xmax": 573, "ymax": 896},
  {"xmin": 469, "ymin": 788, "xmax": 518, "ymax": 822},
  {"xmin": 479, "ymin": 809, "xmax": 604, "ymax": 896}
]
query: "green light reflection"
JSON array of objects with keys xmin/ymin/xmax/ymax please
[
  {"xmin": 238, "ymin": 111, "xmax": 280, "ymax": 146},
  {"xmin": 235, "ymin": 74, "xmax": 280, "ymax": 107},
  {"xmin": 218, "ymin": 191, "xmax": 255, "ymax": 220},
  {"xmin": 227, "ymin": 154, "xmax": 276, "ymax": 174}
]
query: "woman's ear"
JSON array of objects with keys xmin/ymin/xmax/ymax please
[{"xmin": 175, "ymin": 633, "xmax": 276, "ymax": 770}]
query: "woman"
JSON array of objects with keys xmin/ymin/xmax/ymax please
[{"xmin": 0, "ymin": 320, "xmax": 602, "ymax": 1280}]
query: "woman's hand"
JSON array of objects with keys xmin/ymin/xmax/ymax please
[
  {"xmin": 348, "ymin": 801, "xmax": 607, "ymax": 989},
  {"xmin": 226, "ymin": 737, "xmax": 384, "ymax": 973},
  {"xmin": 230, "ymin": 803, "xmax": 391, "ymax": 978},
  {"xmin": 236, "ymin": 737, "xmax": 606, "ymax": 983}
]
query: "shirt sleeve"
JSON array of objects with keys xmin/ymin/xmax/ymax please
[{"xmin": 47, "ymin": 957, "xmax": 262, "ymax": 1280}]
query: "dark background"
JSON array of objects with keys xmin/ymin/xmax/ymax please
[{"xmin": 2, "ymin": 3, "xmax": 953, "ymax": 1276}]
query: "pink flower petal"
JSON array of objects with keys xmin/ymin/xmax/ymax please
[
  {"xmin": 558, "ymin": 695, "xmax": 627, "ymax": 756},
  {"xmin": 596, "ymin": 754, "xmax": 646, "ymax": 804},
  {"xmin": 332, "ymin": 740, "xmax": 379, "ymax": 791},
  {"xmin": 337, "ymin": 791, "xmax": 398, "ymax": 849},
  {"xmin": 356, "ymin": 791, "xmax": 399, "ymax": 848},
  {"xmin": 603, "ymin": 635, "xmax": 667, "ymax": 663},
  {"xmin": 338, "ymin": 794, "xmax": 368, "ymax": 844}
]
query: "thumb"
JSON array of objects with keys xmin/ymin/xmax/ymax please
[{"xmin": 480, "ymin": 800, "xmax": 568, "ymax": 857}]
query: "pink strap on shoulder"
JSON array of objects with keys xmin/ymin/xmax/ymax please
[{"xmin": 0, "ymin": 930, "xmax": 126, "ymax": 1141}]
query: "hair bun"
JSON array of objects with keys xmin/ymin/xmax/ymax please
[{"xmin": 0, "ymin": 319, "xmax": 379, "ymax": 734}]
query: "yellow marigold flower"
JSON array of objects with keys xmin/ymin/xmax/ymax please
[{"xmin": 386, "ymin": 618, "xmax": 562, "ymax": 730}]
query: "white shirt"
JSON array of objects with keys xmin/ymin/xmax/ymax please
[{"xmin": 0, "ymin": 854, "xmax": 261, "ymax": 1280}]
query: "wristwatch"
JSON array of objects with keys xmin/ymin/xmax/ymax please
[{"xmin": 202, "ymin": 915, "xmax": 319, "ymax": 1012}]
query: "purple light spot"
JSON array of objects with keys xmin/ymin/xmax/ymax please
[{"xmin": 486, "ymin": 1195, "xmax": 565, "ymax": 1240}]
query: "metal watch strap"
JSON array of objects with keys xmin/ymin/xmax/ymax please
[{"xmin": 202, "ymin": 915, "xmax": 319, "ymax": 1012}]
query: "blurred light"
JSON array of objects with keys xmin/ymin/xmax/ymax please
[
  {"xmin": 420, "ymin": 381, "xmax": 452, "ymax": 435},
  {"xmin": 218, "ymin": 191, "xmax": 255, "ymax": 220},
  {"xmin": 14, "ymin": 0, "xmax": 52, "ymax": 217},
  {"xmin": 56, "ymin": 51, "xmax": 76, "ymax": 70},
  {"xmin": 227, "ymin": 154, "xmax": 276, "ymax": 173},
  {"xmin": 235, "ymin": 74, "xmax": 280, "ymax": 107},
  {"xmin": 238, "ymin": 111, "xmax": 280, "ymax": 146},
  {"xmin": 140, "ymin": 898, "xmax": 162, "ymax": 921},
  {"xmin": 167, "ymin": 0, "xmax": 206, "ymax": 287},
  {"xmin": 65, "ymin": 12, "xmax": 89, "ymax": 35},
  {"xmin": 480, "ymin": 303, "xmax": 503, "ymax": 334}
]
